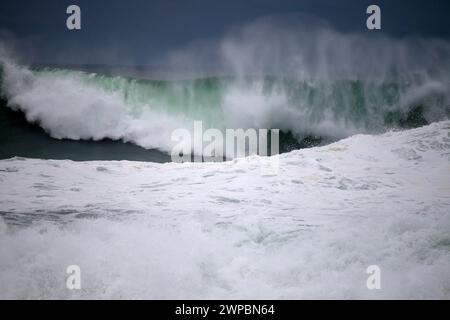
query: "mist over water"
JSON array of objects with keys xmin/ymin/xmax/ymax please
[{"xmin": 1, "ymin": 17, "xmax": 449, "ymax": 157}]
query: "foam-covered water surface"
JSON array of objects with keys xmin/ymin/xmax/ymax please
[{"xmin": 1, "ymin": 121, "xmax": 449, "ymax": 299}]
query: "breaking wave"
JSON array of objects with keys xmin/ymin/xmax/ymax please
[{"xmin": 1, "ymin": 18, "xmax": 450, "ymax": 156}]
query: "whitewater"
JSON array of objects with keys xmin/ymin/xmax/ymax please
[{"xmin": 1, "ymin": 121, "xmax": 449, "ymax": 299}]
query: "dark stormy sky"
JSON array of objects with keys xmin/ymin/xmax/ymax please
[{"xmin": 0, "ymin": 0, "xmax": 449, "ymax": 66}]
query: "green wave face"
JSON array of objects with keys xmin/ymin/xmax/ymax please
[{"xmin": 36, "ymin": 67, "xmax": 449, "ymax": 131}]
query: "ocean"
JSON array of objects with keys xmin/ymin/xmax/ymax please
[{"xmin": 0, "ymin": 36, "xmax": 450, "ymax": 298}]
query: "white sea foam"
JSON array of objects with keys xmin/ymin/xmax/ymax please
[{"xmin": 0, "ymin": 121, "xmax": 449, "ymax": 299}]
